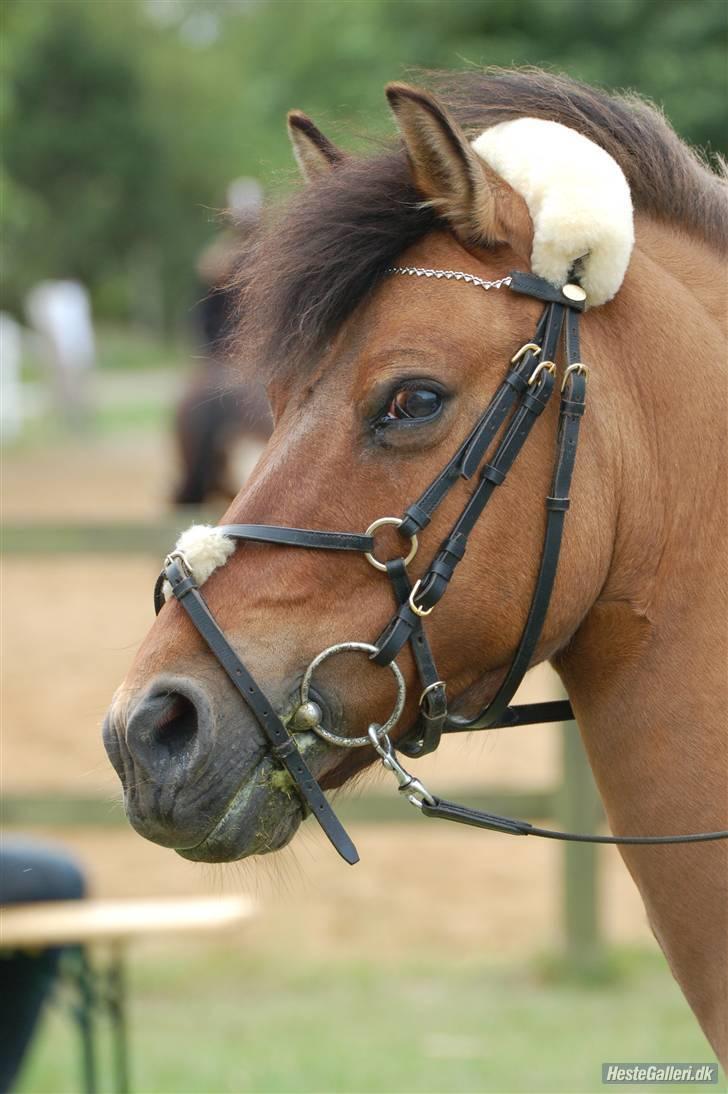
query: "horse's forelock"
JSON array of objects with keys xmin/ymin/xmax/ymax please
[{"xmin": 231, "ymin": 150, "xmax": 438, "ymax": 378}]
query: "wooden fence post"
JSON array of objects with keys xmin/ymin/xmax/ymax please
[{"xmin": 560, "ymin": 719, "xmax": 603, "ymax": 966}]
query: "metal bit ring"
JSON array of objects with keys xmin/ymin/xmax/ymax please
[{"xmin": 298, "ymin": 641, "xmax": 405, "ymax": 748}]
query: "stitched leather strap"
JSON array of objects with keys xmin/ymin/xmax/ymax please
[
  {"xmin": 383, "ymin": 559, "xmax": 446, "ymax": 757},
  {"xmin": 373, "ymin": 306, "xmax": 561, "ymax": 666},
  {"xmin": 446, "ymin": 357, "xmax": 587, "ymax": 731},
  {"xmin": 163, "ymin": 557, "xmax": 359, "ymax": 865},
  {"xmin": 220, "ymin": 525, "xmax": 374, "ymax": 552},
  {"xmin": 399, "ymin": 325, "xmax": 545, "ymax": 538}
]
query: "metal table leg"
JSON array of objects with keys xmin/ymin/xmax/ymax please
[
  {"xmin": 52, "ymin": 941, "xmax": 132, "ymax": 1092},
  {"xmin": 106, "ymin": 942, "xmax": 130, "ymax": 1094},
  {"xmin": 67, "ymin": 946, "xmax": 98, "ymax": 1094}
]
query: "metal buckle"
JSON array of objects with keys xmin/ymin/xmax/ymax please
[
  {"xmin": 367, "ymin": 726, "xmax": 436, "ymax": 808},
  {"xmin": 561, "ymin": 362, "xmax": 588, "ymax": 392},
  {"xmin": 510, "ymin": 342, "xmax": 541, "ymax": 365},
  {"xmin": 298, "ymin": 642, "xmax": 406, "ymax": 748},
  {"xmin": 408, "ymin": 578, "xmax": 434, "ymax": 618},
  {"xmin": 164, "ymin": 549, "xmax": 192, "ymax": 577},
  {"xmin": 364, "ymin": 517, "xmax": 418, "ymax": 573},
  {"xmin": 528, "ymin": 360, "xmax": 556, "ymax": 386},
  {"xmin": 419, "ymin": 680, "xmax": 446, "ymax": 707}
]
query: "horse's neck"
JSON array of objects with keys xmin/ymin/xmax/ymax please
[
  {"xmin": 554, "ymin": 218, "xmax": 727, "ymax": 1060},
  {"xmin": 596, "ymin": 219, "xmax": 724, "ymax": 600},
  {"xmin": 558, "ymin": 215, "xmax": 727, "ymax": 823}
]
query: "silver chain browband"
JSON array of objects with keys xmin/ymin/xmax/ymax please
[{"xmin": 387, "ymin": 266, "xmax": 512, "ymax": 291}]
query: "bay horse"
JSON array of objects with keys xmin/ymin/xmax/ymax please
[{"xmin": 103, "ymin": 70, "xmax": 727, "ymax": 1060}]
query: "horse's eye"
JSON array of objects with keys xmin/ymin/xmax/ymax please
[{"xmin": 385, "ymin": 387, "xmax": 442, "ymax": 422}]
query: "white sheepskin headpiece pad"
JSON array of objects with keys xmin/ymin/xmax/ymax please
[
  {"xmin": 472, "ymin": 118, "xmax": 634, "ymax": 306},
  {"xmin": 163, "ymin": 524, "xmax": 235, "ymax": 601}
]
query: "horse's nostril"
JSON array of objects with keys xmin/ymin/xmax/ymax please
[
  {"xmin": 124, "ymin": 685, "xmax": 210, "ymax": 780},
  {"xmin": 152, "ymin": 694, "xmax": 199, "ymax": 756}
]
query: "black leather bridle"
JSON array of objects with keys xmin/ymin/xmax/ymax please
[{"xmin": 154, "ymin": 271, "xmax": 728, "ymax": 864}]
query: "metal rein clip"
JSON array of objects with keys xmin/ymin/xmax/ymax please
[{"xmin": 367, "ymin": 725, "xmax": 435, "ymax": 808}]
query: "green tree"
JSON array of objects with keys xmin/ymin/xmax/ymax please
[
  {"xmin": 2, "ymin": 3, "xmax": 161, "ymax": 317},
  {"xmin": 2, "ymin": 0, "xmax": 725, "ymax": 331}
]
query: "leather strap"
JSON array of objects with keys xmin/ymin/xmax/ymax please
[
  {"xmin": 445, "ymin": 348, "xmax": 587, "ymax": 731},
  {"xmin": 399, "ymin": 327, "xmax": 544, "ymax": 538},
  {"xmin": 420, "ymin": 796, "xmax": 728, "ymax": 845},
  {"xmin": 220, "ymin": 525, "xmax": 374, "ymax": 553},
  {"xmin": 154, "ymin": 525, "xmax": 374, "ymax": 615},
  {"xmin": 163, "ymin": 557, "xmax": 359, "ymax": 865},
  {"xmin": 383, "ymin": 559, "xmax": 446, "ymax": 757},
  {"xmin": 399, "ymin": 311, "xmax": 551, "ymax": 539},
  {"xmin": 509, "ymin": 272, "xmax": 586, "ymax": 311},
  {"xmin": 373, "ymin": 307, "xmax": 561, "ymax": 666},
  {"xmin": 443, "ymin": 699, "xmax": 574, "ymax": 730}
]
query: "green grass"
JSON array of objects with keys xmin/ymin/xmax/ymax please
[
  {"xmin": 4, "ymin": 396, "xmax": 171, "ymax": 449},
  {"xmin": 93, "ymin": 399, "xmax": 171, "ymax": 433},
  {"xmin": 93, "ymin": 326, "xmax": 188, "ymax": 374},
  {"xmin": 17, "ymin": 947, "xmax": 722, "ymax": 1094}
]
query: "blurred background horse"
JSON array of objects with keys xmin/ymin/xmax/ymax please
[{"xmin": 173, "ymin": 179, "xmax": 272, "ymax": 507}]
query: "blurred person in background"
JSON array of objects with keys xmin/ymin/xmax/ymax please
[
  {"xmin": 173, "ymin": 178, "xmax": 272, "ymax": 507},
  {"xmin": 24, "ymin": 280, "xmax": 95, "ymax": 427},
  {"xmin": 0, "ymin": 314, "xmax": 23, "ymax": 444}
]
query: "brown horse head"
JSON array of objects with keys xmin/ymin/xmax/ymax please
[
  {"xmin": 104, "ymin": 69, "xmax": 726, "ymax": 860},
  {"xmin": 104, "ymin": 76, "xmax": 728, "ymax": 1060},
  {"xmin": 108, "ymin": 79, "xmax": 585, "ymax": 851}
]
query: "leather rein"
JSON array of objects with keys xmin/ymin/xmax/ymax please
[{"xmin": 155, "ymin": 270, "xmax": 728, "ymax": 864}]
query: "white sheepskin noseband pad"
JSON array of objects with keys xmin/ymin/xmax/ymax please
[
  {"xmin": 472, "ymin": 118, "xmax": 634, "ymax": 306},
  {"xmin": 163, "ymin": 524, "xmax": 235, "ymax": 601}
]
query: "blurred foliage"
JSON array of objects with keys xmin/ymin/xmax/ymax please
[{"xmin": 2, "ymin": 0, "xmax": 726, "ymax": 332}]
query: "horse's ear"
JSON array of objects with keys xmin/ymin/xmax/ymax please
[
  {"xmin": 385, "ymin": 83, "xmax": 532, "ymax": 259},
  {"xmin": 287, "ymin": 111, "xmax": 344, "ymax": 181}
]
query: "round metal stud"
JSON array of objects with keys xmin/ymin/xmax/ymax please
[
  {"xmin": 291, "ymin": 700, "xmax": 323, "ymax": 731},
  {"xmin": 364, "ymin": 517, "xmax": 418, "ymax": 573},
  {"xmin": 562, "ymin": 283, "xmax": 587, "ymax": 303},
  {"xmin": 299, "ymin": 641, "xmax": 406, "ymax": 748}
]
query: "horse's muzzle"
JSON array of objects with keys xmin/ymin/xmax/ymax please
[{"xmin": 102, "ymin": 674, "xmax": 303, "ymax": 860}]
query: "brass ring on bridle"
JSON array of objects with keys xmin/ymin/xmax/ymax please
[{"xmin": 364, "ymin": 516, "xmax": 418, "ymax": 573}]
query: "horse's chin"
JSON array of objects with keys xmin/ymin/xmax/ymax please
[{"xmin": 174, "ymin": 753, "xmax": 305, "ymax": 863}]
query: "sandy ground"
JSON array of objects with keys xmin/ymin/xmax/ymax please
[
  {"xmin": 3, "ymin": 432, "xmax": 174, "ymax": 521},
  {"xmin": 2, "ymin": 431, "xmax": 654, "ymax": 957}
]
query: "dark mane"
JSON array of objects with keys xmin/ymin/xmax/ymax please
[{"xmin": 234, "ymin": 68, "xmax": 727, "ymax": 375}]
